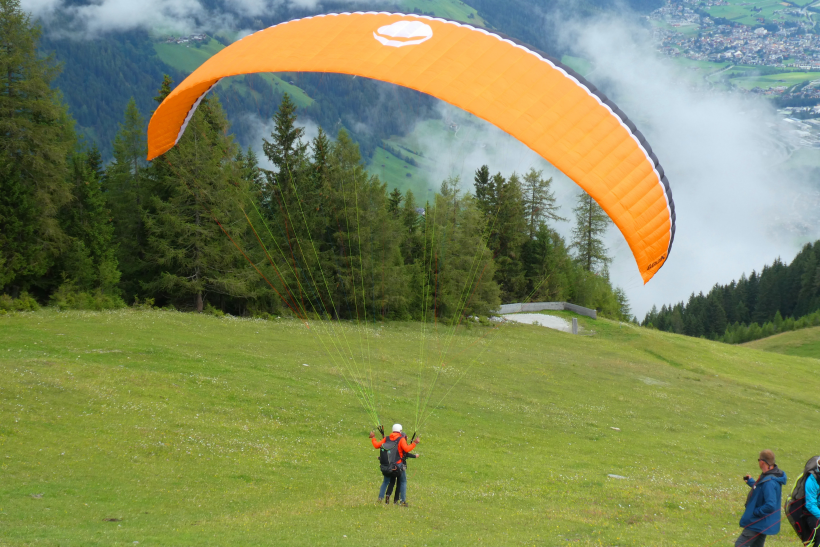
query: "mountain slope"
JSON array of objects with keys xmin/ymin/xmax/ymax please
[
  {"xmin": 42, "ymin": 30, "xmax": 185, "ymax": 156},
  {"xmin": 0, "ymin": 309, "xmax": 816, "ymax": 545},
  {"xmin": 37, "ymin": 0, "xmax": 484, "ymax": 159},
  {"xmin": 743, "ymin": 326, "xmax": 820, "ymax": 358}
]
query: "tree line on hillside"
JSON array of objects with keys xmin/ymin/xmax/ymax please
[
  {"xmin": 643, "ymin": 240, "xmax": 820, "ymax": 343},
  {"xmin": 1, "ymin": 0, "xmax": 631, "ymax": 321}
]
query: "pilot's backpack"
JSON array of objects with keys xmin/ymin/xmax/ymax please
[
  {"xmin": 379, "ymin": 435, "xmax": 404, "ymax": 478},
  {"xmin": 785, "ymin": 455, "xmax": 820, "ymax": 544}
]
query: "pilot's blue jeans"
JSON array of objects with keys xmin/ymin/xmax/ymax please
[{"xmin": 378, "ymin": 467, "xmax": 407, "ymax": 502}]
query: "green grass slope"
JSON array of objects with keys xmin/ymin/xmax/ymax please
[
  {"xmin": 729, "ymin": 70, "xmax": 820, "ymax": 90},
  {"xmin": 703, "ymin": 0, "xmax": 806, "ymax": 26},
  {"xmin": 743, "ymin": 325, "xmax": 820, "ymax": 359},
  {"xmin": 1, "ymin": 309, "xmax": 817, "ymax": 545},
  {"xmin": 153, "ymin": 40, "xmax": 225, "ymax": 74},
  {"xmin": 369, "ymin": 146, "xmax": 435, "ymax": 198},
  {"xmin": 154, "ymin": 39, "xmax": 313, "ymax": 108},
  {"xmin": 399, "ymin": 0, "xmax": 486, "ymax": 24}
]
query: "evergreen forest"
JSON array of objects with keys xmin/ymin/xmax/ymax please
[
  {"xmin": 1, "ymin": 0, "xmax": 631, "ymax": 322},
  {"xmin": 643, "ymin": 240, "xmax": 820, "ymax": 343}
]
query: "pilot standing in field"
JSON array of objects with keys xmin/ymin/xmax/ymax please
[
  {"xmin": 369, "ymin": 424, "xmax": 419, "ymax": 506},
  {"xmin": 735, "ymin": 449, "xmax": 787, "ymax": 547}
]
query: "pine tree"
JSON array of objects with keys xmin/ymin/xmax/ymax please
[
  {"xmin": 310, "ymin": 127, "xmax": 331, "ymax": 200},
  {"xmin": 440, "ymin": 175, "xmax": 461, "ymax": 226},
  {"xmin": 521, "ymin": 223, "xmax": 573, "ymax": 302},
  {"xmin": 796, "ymin": 243, "xmax": 818, "ymax": 317},
  {"xmin": 753, "ymin": 261, "xmax": 783, "ymax": 324},
  {"xmin": 260, "ymin": 94, "xmax": 313, "ymax": 292},
  {"xmin": 400, "ymin": 189, "xmax": 423, "ymax": 266},
  {"xmin": 270, "ymin": 128, "xmax": 410, "ymax": 321},
  {"xmin": 402, "ymin": 190, "xmax": 420, "ymax": 233},
  {"xmin": 705, "ymin": 291, "xmax": 728, "ymax": 338},
  {"xmin": 154, "ymin": 74, "xmax": 173, "ymax": 104},
  {"xmin": 143, "ymin": 97, "xmax": 257, "ymax": 312},
  {"xmin": 644, "ymin": 305, "xmax": 659, "ymax": 327},
  {"xmin": 146, "ymin": 76, "xmax": 177, "ymax": 191},
  {"xmin": 0, "ymin": 0, "xmax": 74, "ymax": 294},
  {"xmin": 86, "ymin": 143, "xmax": 104, "ymax": 183},
  {"xmin": 262, "ymin": 93, "xmax": 308, "ymax": 190},
  {"xmin": 670, "ymin": 305, "xmax": 684, "ymax": 334},
  {"xmin": 745, "ymin": 270, "xmax": 759, "ymax": 317},
  {"xmin": 53, "ymin": 148, "xmax": 121, "ymax": 300},
  {"xmin": 814, "ymin": 262, "xmax": 820, "ymax": 293},
  {"xmin": 521, "ymin": 167, "xmax": 564, "ymax": 238},
  {"xmin": 105, "ymin": 98, "xmax": 148, "ymax": 298},
  {"xmin": 473, "ymin": 164, "xmax": 494, "ymax": 217},
  {"xmin": 254, "ymin": 98, "xmax": 335, "ymax": 318},
  {"xmin": 387, "ymin": 187, "xmax": 404, "ymax": 217},
  {"xmin": 427, "ymin": 190, "xmax": 498, "ymax": 319},
  {"xmin": 614, "ymin": 287, "xmax": 631, "ymax": 321},
  {"xmin": 493, "ymin": 172, "xmax": 527, "ymax": 302},
  {"xmin": 570, "ymin": 191, "xmax": 612, "ymax": 273},
  {"xmin": 327, "ymin": 130, "xmax": 409, "ymax": 320}
]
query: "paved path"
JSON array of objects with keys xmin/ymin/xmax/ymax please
[{"xmin": 501, "ymin": 313, "xmax": 571, "ymax": 332}]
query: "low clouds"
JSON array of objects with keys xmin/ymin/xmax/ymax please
[
  {"xmin": 408, "ymin": 103, "xmax": 579, "ymax": 209},
  {"xmin": 561, "ymin": 16, "xmax": 820, "ymax": 315},
  {"xmin": 21, "ymin": 0, "xmax": 397, "ymax": 37},
  {"xmin": 24, "ymin": 0, "xmax": 209, "ymax": 36}
]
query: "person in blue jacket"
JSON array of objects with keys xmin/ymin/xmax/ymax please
[
  {"xmin": 803, "ymin": 462, "xmax": 820, "ymax": 546},
  {"xmin": 736, "ymin": 449, "xmax": 788, "ymax": 547}
]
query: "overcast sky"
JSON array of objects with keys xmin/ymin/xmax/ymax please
[{"xmin": 22, "ymin": 1, "xmax": 820, "ymax": 318}]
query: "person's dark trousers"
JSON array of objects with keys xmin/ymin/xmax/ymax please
[
  {"xmin": 734, "ymin": 528, "xmax": 766, "ymax": 547},
  {"xmin": 385, "ymin": 476, "xmax": 397, "ymax": 503},
  {"xmin": 806, "ymin": 514, "xmax": 820, "ymax": 547}
]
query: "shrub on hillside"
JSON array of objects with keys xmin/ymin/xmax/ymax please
[
  {"xmin": 203, "ymin": 302, "xmax": 226, "ymax": 317},
  {"xmin": 0, "ymin": 292, "xmax": 40, "ymax": 313},
  {"xmin": 721, "ymin": 309, "xmax": 820, "ymax": 344},
  {"xmin": 50, "ymin": 282, "xmax": 125, "ymax": 310},
  {"xmin": 132, "ymin": 297, "xmax": 155, "ymax": 310}
]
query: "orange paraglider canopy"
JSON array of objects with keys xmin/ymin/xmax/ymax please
[{"xmin": 147, "ymin": 12, "xmax": 675, "ymax": 283}]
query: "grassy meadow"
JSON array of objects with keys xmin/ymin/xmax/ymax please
[
  {"xmin": 703, "ymin": 0, "xmax": 805, "ymax": 26},
  {"xmin": 728, "ymin": 69, "xmax": 820, "ymax": 90},
  {"xmin": 398, "ymin": 0, "xmax": 485, "ymax": 24},
  {"xmin": 153, "ymin": 39, "xmax": 314, "ymax": 108},
  {"xmin": 1, "ymin": 309, "xmax": 819, "ymax": 545},
  {"xmin": 367, "ymin": 147, "xmax": 433, "ymax": 198},
  {"xmin": 745, "ymin": 326, "xmax": 820, "ymax": 358}
]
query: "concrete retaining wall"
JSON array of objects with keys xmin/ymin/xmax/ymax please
[
  {"xmin": 497, "ymin": 302, "xmax": 597, "ymax": 319},
  {"xmin": 563, "ymin": 303, "xmax": 597, "ymax": 319}
]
